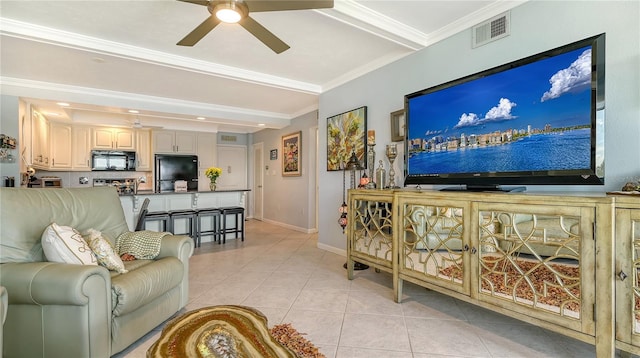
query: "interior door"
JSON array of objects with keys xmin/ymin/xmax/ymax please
[
  {"xmin": 252, "ymin": 143, "xmax": 264, "ymax": 221},
  {"xmin": 216, "ymin": 145, "xmax": 247, "ymax": 190}
]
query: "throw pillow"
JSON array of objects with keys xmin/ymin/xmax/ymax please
[
  {"xmin": 84, "ymin": 228, "xmax": 128, "ymax": 273},
  {"xmin": 41, "ymin": 223, "xmax": 97, "ymax": 265}
]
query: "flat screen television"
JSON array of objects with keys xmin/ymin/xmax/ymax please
[{"xmin": 404, "ymin": 33, "xmax": 605, "ymax": 191}]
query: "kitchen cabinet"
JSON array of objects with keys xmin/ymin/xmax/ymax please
[
  {"xmin": 152, "ymin": 130, "xmax": 196, "ymax": 154},
  {"xmin": 136, "ymin": 130, "xmax": 152, "ymax": 171},
  {"xmin": 49, "ymin": 122, "xmax": 72, "ymax": 169},
  {"xmin": 31, "ymin": 110, "xmax": 49, "ymax": 169},
  {"xmin": 196, "ymin": 133, "xmax": 217, "ymax": 191},
  {"xmin": 92, "ymin": 127, "xmax": 135, "ymax": 150},
  {"xmin": 72, "ymin": 125, "xmax": 92, "ymax": 170}
]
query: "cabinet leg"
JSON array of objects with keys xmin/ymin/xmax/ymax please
[
  {"xmin": 346, "ymin": 259, "xmax": 354, "ymax": 280},
  {"xmin": 394, "ymin": 277, "xmax": 403, "ymax": 303}
]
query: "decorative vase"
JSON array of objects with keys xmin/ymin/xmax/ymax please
[{"xmin": 209, "ymin": 182, "xmax": 216, "ymax": 191}]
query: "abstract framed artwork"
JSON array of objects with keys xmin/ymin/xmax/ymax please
[
  {"xmin": 282, "ymin": 131, "xmax": 301, "ymax": 176},
  {"xmin": 326, "ymin": 106, "xmax": 367, "ymax": 171}
]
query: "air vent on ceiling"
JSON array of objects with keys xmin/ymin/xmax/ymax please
[{"xmin": 472, "ymin": 11, "xmax": 510, "ymax": 48}]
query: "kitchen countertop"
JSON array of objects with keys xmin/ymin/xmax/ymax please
[{"xmin": 133, "ymin": 189, "xmax": 250, "ymax": 195}]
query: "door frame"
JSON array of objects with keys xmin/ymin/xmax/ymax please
[{"xmin": 252, "ymin": 142, "xmax": 264, "ymax": 221}]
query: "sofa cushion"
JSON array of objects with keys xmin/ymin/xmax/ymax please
[
  {"xmin": 111, "ymin": 257, "xmax": 184, "ymax": 317},
  {"xmin": 0, "ymin": 187, "xmax": 129, "ymax": 263},
  {"xmin": 85, "ymin": 229, "xmax": 127, "ymax": 273},
  {"xmin": 41, "ymin": 223, "xmax": 97, "ymax": 265}
]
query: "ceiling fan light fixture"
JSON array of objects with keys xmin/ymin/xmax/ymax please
[
  {"xmin": 212, "ymin": 2, "xmax": 246, "ymax": 23},
  {"xmin": 216, "ymin": 8, "xmax": 241, "ymax": 23}
]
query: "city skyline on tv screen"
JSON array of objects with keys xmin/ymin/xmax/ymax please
[
  {"xmin": 406, "ymin": 44, "xmax": 595, "ymax": 177},
  {"xmin": 408, "ymin": 45, "xmax": 592, "ymax": 142}
]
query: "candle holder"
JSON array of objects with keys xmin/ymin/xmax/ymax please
[
  {"xmin": 386, "ymin": 144, "xmax": 399, "ymax": 188},
  {"xmin": 365, "ymin": 143, "xmax": 376, "ymax": 189},
  {"xmin": 375, "ymin": 160, "xmax": 386, "ymax": 189}
]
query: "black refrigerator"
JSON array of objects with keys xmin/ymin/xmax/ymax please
[{"xmin": 154, "ymin": 154, "xmax": 199, "ymax": 192}]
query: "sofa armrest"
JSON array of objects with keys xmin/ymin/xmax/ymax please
[
  {"xmin": 0, "ymin": 262, "xmax": 111, "ymax": 306},
  {"xmin": 0, "ymin": 285, "xmax": 6, "ymax": 358},
  {"xmin": 156, "ymin": 234, "xmax": 194, "ymax": 309},
  {"xmin": 157, "ymin": 234, "xmax": 194, "ymax": 262},
  {"xmin": 0, "ymin": 262, "xmax": 112, "ymax": 357},
  {"xmin": 0, "ymin": 286, "xmax": 6, "ymax": 323}
]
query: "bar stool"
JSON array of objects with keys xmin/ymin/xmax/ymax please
[
  {"xmin": 143, "ymin": 211, "xmax": 171, "ymax": 232},
  {"xmin": 135, "ymin": 198, "xmax": 151, "ymax": 231},
  {"xmin": 169, "ymin": 209, "xmax": 197, "ymax": 246},
  {"xmin": 220, "ymin": 206, "xmax": 245, "ymax": 244},
  {"xmin": 196, "ymin": 208, "xmax": 222, "ymax": 246}
]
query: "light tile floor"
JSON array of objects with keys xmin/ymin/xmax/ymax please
[{"xmin": 116, "ymin": 219, "xmax": 627, "ymax": 358}]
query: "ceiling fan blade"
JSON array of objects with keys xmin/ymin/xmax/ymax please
[
  {"xmin": 245, "ymin": 0, "xmax": 333, "ymax": 12},
  {"xmin": 177, "ymin": 15, "xmax": 221, "ymax": 46},
  {"xmin": 239, "ymin": 15, "xmax": 290, "ymax": 54},
  {"xmin": 177, "ymin": 0, "xmax": 210, "ymax": 6}
]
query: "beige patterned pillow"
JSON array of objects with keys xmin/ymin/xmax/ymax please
[
  {"xmin": 41, "ymin": 223, "xmax": 97, "ymax": 265},
  {"xmin": 84, "ymin": 229, "xmax": 128, "ymax": 273}
]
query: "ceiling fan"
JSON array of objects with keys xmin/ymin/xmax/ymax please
[
  {"xmin": 177, "ymin": 0, "xmax": 334, "ymax": 53},
  {"xmin": 130, "ymin": 116, "xmax": 162, "ymax": 129}
]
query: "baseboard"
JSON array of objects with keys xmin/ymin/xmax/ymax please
[
  {"xmin": 317, "ymin": 242, "xmax": 346, "ymax": 257},
  {"xmin": 259, "ymin": 218, "xmax": 316, "ymax": 234}
]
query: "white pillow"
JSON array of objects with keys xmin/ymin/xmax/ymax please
[
  {"xmin": 41, "ymin": 223, "xmax": 97, "ymax": 265},
  {"xmin": 84, "ymin": 228, "xmax": 128, "ymax": 273}
]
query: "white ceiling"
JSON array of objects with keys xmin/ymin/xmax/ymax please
[{"xmin": 0, "ymin": 0, "xmax": 525, "ymax": 133}]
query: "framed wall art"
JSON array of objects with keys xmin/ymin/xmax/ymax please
[
  {"xmin": 390, "ymin": 109, "xmax": 405, "ymax": 142},
  {"xmin": 326, "ymin": 106, "xmax": 367, "ymax": 171},
  {"xmin": 270, "ymin": 149, "xmax": 277, "ymax": 160},
  {"xmin": 282, "ymin": 131, "xmax": 301, "ymax": 176}
]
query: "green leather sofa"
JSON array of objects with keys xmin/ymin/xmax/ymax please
[
  {"xmin": 0, "ymin": 286, "xmax": 7, "ymax": 356},
  {"xmin": 0, "ymin": 187, "xmax": 194, "ymax": 357}
]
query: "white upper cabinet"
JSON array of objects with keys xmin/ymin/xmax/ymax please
[
  {"xmin": 92, "ymin": 127, "xmax": 135, "ymax": 150},
  {"xmin": 72, "ymin": 126, "xmax": 92, "ymax": 170},
  {"xmin": 49, "ymin": 122, "xmax": 72, "ymax": 169},
  {"xmin": 135, "ymin": 130, "xmax": 152, "ymax": 171},
  {"xmin": 152, "ymin": 130, "xmax": 196, "ymax": 154},
  {"xmin": 196, "ymin": 133, "xmax": 217, "ymax": 191},
  {"xmin": 31, "ymin": 110, "xmax": 49, "ymax": 169}
]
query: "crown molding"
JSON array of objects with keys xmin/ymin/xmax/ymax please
[
  {"xmin": 319, "ymin": 1, "xmax": 428, "ymax": 50},
  {"xmin": 425, "ymin": 0, "xmax": 528, "ymax": 46},
  {"xmin": 0, "ymin": 18, "xmax": 321, "ymax": 94},
  {"xmin": 1, "ymin": 76, "xmax": 292, "ymax": 128},
  {"xmin": 318, "ymin": 0, "xmax": 528, "ymax": 91}
]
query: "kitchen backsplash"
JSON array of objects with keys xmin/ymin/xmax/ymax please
[{"xmin": 28, "ymin": 170, "xmax": 154, "ymax": 191}]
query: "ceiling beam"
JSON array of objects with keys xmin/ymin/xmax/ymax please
[{"xmin": 0, "ymin": 18, "xmax": 322, "ymax": 94}]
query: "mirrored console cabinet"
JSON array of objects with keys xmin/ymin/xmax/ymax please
[{"xmin": 346, "ymin": 189, "xmax": 640, "ymax": 358}]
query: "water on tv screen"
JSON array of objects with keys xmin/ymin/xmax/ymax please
[{"xmin": 405, "ymin": 34, "xmax": 605, "ymax": 189}]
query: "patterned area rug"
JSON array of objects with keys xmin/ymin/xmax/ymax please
[
  {"xmin": 270, "ymin": 323, "xmax": 325, "ymax": 358},
  {"xmin": 147, "ymin": 305, "xmax": 325, "ymax": 358}
]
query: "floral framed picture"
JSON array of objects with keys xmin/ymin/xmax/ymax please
[
  {"xmin": 326, "ymin": 106, "xmax": 367, "ymax": 171},
  {"xmin": 282, "ymin": 131, "xmax": 301, "ymax": 176}
]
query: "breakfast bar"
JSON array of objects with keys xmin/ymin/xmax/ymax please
[{"xmin": 119, "ymin": 189, "xmax": 250, "ymax": 244}]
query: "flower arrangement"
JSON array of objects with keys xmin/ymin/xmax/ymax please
[{"xmin": 205, "ymin": 167, "xmax": 222, "ymax": 183}]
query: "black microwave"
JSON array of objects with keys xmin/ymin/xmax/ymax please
[{"xmin": 91, "ymin": 150, "xmax": 136, "ymax": 171}]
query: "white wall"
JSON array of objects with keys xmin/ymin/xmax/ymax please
[
  {"xmin": 252, "ymin": 110, "xmax": 318, "ymax": 232},
  {"xmin": 317, "ymin": 1, "xmax": 640, "ymax": 252},
  {"xmin": 0, "ymin": 95, "xmax": 20, "ymax": 186}
]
